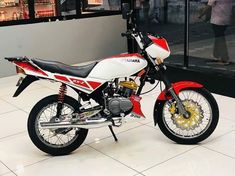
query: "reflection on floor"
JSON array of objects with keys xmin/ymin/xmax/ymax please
[{"xmin": 0, "ymin": 75, "xmax": 235, "ymax": 176}]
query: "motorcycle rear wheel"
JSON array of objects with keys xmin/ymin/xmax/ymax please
[
  {"xmin": 28, "ymin": 95, "xmax": 88, "ymax": 156},
  {"xmin": 155, "ymin": 88, "xmax": 219, "ymax": 144}
]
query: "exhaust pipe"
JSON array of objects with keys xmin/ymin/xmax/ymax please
[{"xmin": 40, "ymin": 117, "xmax": 122, "ymax": 129}]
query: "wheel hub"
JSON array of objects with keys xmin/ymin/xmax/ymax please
[{"xmin": 169, "ymin": 100, "xmax": 204, "ymax": 131}]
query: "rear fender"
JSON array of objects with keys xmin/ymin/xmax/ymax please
[
  {"xmin": 13, "ymin": 75, "xmax": 39, "ymax": 97},
  {"xmin": 153, "ymin": 81, "xmax": 203, "ymax": 125}
]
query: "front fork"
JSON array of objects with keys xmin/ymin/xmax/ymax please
[{"xmin": 158, "ymin": 64, "xmax": 189, "ymax": 118}]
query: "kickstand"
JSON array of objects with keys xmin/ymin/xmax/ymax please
[{"xmin": 108, "ymin": 125, "xmax": 118, "ymax": 142}]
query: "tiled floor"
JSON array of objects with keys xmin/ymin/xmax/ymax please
[{"xmin": 0, "ymin": 75, "xmax": 235, "ymax": 176}]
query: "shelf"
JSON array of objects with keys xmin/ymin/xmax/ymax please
[
  {"xmin": 0, "ymin": 5, "xmax": 18, "ymax": 8},
  {"xmin": 24, "ymin": 3, "xmax": 55, "ymax": 6},
  {"xmin": 35, "ymin": 3, "xmax": 55, "ymax": 6}
]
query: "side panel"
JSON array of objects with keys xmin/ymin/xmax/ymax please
[
  {"xmin": 88, "ymin": 53, "xmax": 148, "ymax": 80},
  {"xmin": 12, "ymin": 54, "xmax": 147, "ymax": 95},
  {"xmin": 13, "ymin": 61, "xmax": 106, "ymax": 94},
  {"xmin": 157, "ymin": 81, "xmax": 203, "ymax": 100}
]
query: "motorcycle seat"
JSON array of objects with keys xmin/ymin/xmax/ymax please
[{"xmin": 31, "ymin": 59, "xmax": 97, "ymax": 78}]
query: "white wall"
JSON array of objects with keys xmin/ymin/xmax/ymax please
[{"xmin": 0, "ymin": 15, "xmax": 127, "ymax": 77}]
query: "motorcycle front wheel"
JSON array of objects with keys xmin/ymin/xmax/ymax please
[
  {"xmin": 28, "ymin": 95, "xmax": 88, "ymax": 156},
  {"xmin": 154, "ymin": 88, "xmax": 219, "ymax": 144}
]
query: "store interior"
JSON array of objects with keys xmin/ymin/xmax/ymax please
[{"xmin": 0, "ymin": 0, "xmax": 235, "ymax": 176}]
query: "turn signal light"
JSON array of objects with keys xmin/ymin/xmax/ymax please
[{"xmin": 16, "ymin": 66, "xmax": 25, "ymax": 74}]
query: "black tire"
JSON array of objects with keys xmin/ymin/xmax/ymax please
[
  {"xmin": 154, "ymin": 88, "xmax": 219, "ymax": 144},
  {"xmin": 28, "ymin": 95, "xmax": 88, "ymax": 156}
]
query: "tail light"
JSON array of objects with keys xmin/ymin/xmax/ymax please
[{"xmin": 16, "ymin": 66, "xmax": 25, "ymax": 75}]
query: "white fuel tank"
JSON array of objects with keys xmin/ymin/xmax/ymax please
[{"xmin": 88, "ymin": 53, "xmax": 147, "ymax": 80}]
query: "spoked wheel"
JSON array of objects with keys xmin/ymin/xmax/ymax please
[
  {"xmin": 155, "ymin": 88, "xmax": 219, "ymax": 144},
  {"xmin": 28, "ymin": 95, "xmax": 88, "ymax": 156}
]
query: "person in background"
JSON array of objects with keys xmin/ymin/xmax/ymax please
[
  {"xmin": 199, "ymin": 0, "xmax": 233, "ymax": 65},
  {"xmin": 149, "ymin": 0, "xmax": 165, "ymax": 24}
]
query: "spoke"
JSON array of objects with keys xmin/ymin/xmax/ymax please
[
  {"xmin": 36, "ymin": 102, "xmax": 77, "ymax": 147},
  {"xmin": 57, "ymin": 135, "xmax": 66, "ymax": 145},
  {"xmin": 182, "ymin": 92, "xmax": 187, "ymax": 100}
]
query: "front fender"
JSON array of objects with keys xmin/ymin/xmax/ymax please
[
  {"xmin": 153, "ymin": 81, "xmax": 203, "ymax": 126},
  {"xmin": 157, "ymin": 81, "xmax": 203, "ymax": 101}
]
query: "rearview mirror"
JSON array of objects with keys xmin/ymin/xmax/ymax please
[{"xmin": 121, "ymin": 3, "xmax": 130, "ymax": 20}]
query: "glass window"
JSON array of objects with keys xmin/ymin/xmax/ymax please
[
  {"xmin": 57, "ymin": 0, "xmax": 76, "ymax": 16},
  {"xmin": 34, "ymin": 0, "xmax": 57, "ymax": 18},
  {"xmin": 134, "ymin": 0, "xmax": 185, "ymax": 65},
  {"xmin": 189, "ymin": 0, "xmax": 235, "ymax": 69},
  {"xmin": 34, "ymin": 0, "xmax": 78, "ymax": 18},
  {"xmin": 0, "ymin": 0, "xmax": 29, "ymax": 21},
  {"xmin": 82, "ymin": 0, "xmax": 121, "ymax": 13}
]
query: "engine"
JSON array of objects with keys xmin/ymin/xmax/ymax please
[
  {"xmin": 108, "ymin": 97, "xmax": 133, "ymax": 116},
  {"xmin": 118, "ymin": 80, "xmax": 138, "ymax": 97},
  {"xmin": 105, "ymin": 79, "xmax": 138, "ymax": 116}
]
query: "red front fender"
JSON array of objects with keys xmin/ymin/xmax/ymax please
[{"xmin": 157, "ymin": 81, "xmax": 203, "ymax": 101}]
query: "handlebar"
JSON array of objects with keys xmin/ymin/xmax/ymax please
[{"xmin": 121, "ymin": 30, "xmax": 152, "ymax": 47}]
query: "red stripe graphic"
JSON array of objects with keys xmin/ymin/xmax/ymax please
[
  {"xmin": 87, "ymin": 81, "xmax": 102, "ymax": 90},
  {"xmin": 54, "ymin": 75, "xmax": 70, "ymax": 82},
  {"xmin": 70, "ymin": 78, "xmax": 90, "ymax": 89}
]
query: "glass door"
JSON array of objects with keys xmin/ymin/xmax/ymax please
[
  {"xmin": 189, "ymin": 0, "xmax": 235, "ymax": 69},
  {"xmin": 134, "ymin": 0, "xmax": 185, "ymax": 65}
]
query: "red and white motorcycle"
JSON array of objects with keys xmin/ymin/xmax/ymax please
[{"xmin": 5, "ymin": 4, "xmax": 219, "ymax": 156}]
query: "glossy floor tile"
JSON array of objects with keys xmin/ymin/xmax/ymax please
[
  {"xmin": 89, "ymin": 125, "xmax": 196, "ymax": 172},
  {"xmin": 84, "ymin": 121, "xmax": 143, "ymax": 144},
  {"xmin": 0, "ymin": 110, "xmax": 27, "ymax": 139},
  {"xmin": 213, "ymin": 94, "xmax": 235, "ymax": 122},
  {"xmin": 142, "ymin": 147, "xmax": 235, "ymax": 176},
  {"xmin": 2, "ymin": 173, "xmax": 16, "ymax": 176},
  {"xmin": 0, "ymin": 99, "xmax": 18, "ymax": 115},
  {"xmin": 0, "ymin": 134, "xmax": 51, "ymax": 171},
  {"xmin": 202, "ymin": 131, "xmax": 235, "ymax": 158},
  {"xmin": 0, "ymin": 75, "xmax": 234, "ymax": 176},
  {"xmin": 0, "ymin": 162, "xmax": 11, "ymax": 175},
  {"xmin": 14, "ymin": 145, "xmax": 137, "ymax": 176},
  {"xmin": 0, "ymin": 76, "xmax": 44, "ymax": 98},
  {"xmin": 1, "ymin": 88, "xmax": 56, "ymax": 110}
]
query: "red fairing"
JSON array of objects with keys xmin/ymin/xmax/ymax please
[
  {"xmin": 148, "ymin": 35, "xmax": 169, "ymax": 51},
  {"xmin": 157, "ymin": 81, "xmax": 203, "ymax": 101},
  {"xmin": 14, "ymin": 61, "xmax": 48, "ymax": 76},
  {"xmin": 129, "ymin": 95, "xmax": 145, "ymax": 118}
]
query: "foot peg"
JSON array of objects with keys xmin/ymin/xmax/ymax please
[{"xmin": 108, "ymin": 125, "xmax": 118, "ymax": 142}]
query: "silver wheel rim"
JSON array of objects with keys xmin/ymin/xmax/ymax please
[
  {"xmin": 35, "ymin": 103, "xmax": 79, "ymax": 148},
  {"xmin": 162, "ymin": 90, "xmax": 213, "ymax": 139}
]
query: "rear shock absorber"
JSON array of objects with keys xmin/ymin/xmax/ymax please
[{"xmin": 56, "ymin": 84, "xmax": 67, "ymax": 118}]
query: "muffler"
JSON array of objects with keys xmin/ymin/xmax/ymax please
[{"xmin": 40, "ymin": 117, "xmax": 122, "ymax": 129}]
